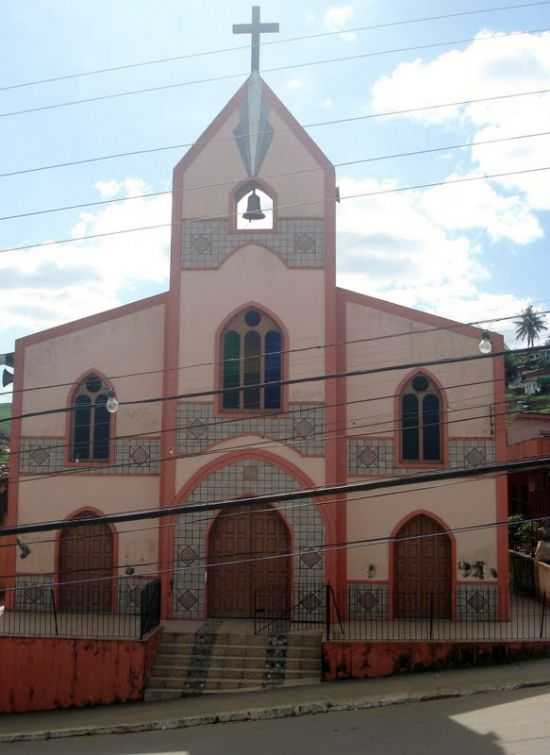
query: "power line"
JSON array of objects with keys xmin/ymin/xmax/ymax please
[
  {"xmin": 2, "ymin": 454, "xmax": 548, "ymax": 537},
  {"xmin": 3, "ymin": 342, "xmax": 545, "ymax": 426},
  {"xmin": 2, "ymin": 161, "xmax": 550, "ymax": 257},
  {"xmin": 3, "ymin": 489, "xmax": 529, "ymax": 592},
  {"xmin": 1, "ymin": 86, "xmax": 549, "ymax": 181},
  {"xmin": 4, "ymin": 303, "xmax": 548, "ymax": 401},
  {"xmin": 3, "ymin": 129, "xmax": 550, "ymax": 224},
  {"xmin": 4, "ymin": 1, "xmax": 547, "ymax": 92},
  {"xmin": 1, "ymin": 27, "xmax": 547, "ymax": 120},
  {"xmin": 0, "ymin": 474, "xmax": 491, "ymax": 553},
  {"xmin": 10, "ymin": 376, "xmax": 503, "ymax": 465},
  {"xmin": 3, "ymin": 475, "xmax": 521, "ymax": 590},
  {"xmin": 13, "ymin": 393, "xmax": 507, "ymax": 486}
]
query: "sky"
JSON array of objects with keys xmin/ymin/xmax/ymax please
[{"xmin": 1, "ymin": 0, "xmax": 549, "ymax": 374}]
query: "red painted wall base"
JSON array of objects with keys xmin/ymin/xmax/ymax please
[
  {"xmin": 323, "ymin": 641, "xmax": 550, "ymax": 681},
  {"xmin": 0, "ymin": 630, "xmax": 161, "ymax": 714}
]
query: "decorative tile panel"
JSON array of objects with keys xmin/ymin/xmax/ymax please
[
  {"xmin": 348, "ymin": 582, "xmax": 389, "ymax": 620},
  {"xmin": 347, "ymin": 437, "xmax": 497, "ymax": 477},
  {"xmin": 456, "ymin": 583, "xmax": 499, "ymax": 620},
  {"xmin": 181, "ymin": 218, "xmax": 325, "ymax": 269},
  {"xmin": 176, "ymin": 403, "xmax": 325, "ymax": 457},
  {"xmin": 19, "ymin": 437, "xmax": 161, "ymax": 475},
  {"xmin": 173, "ymin": 459, "xmax": 326, "ymax": 619},
  {"xmin": 15, "ymin": 575, "xmax": 54, "ymax": 612},
  {"xmin": 448, "ymin": 439, "xmax": 496, "ymax": 469},
  {"xmin": 348, "ymin": 437, "xmax": 394, "ymax": 477}
]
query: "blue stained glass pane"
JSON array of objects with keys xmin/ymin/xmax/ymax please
[
  {"xmin": 423, "ymin": 394, "xmax": 441, "ymax": 460},
  {"xmin": 223, "ymin": 331, "xmax": 241, "ymax": 409},
  {"xmin": 402, "ymin": 394, "xmax": 419, "ymax": 460},
  {"xmin": 73, "ymin": 395, "xmax": 91, "ymax": 461},
  {"xmin": 265, "ymin": 330, "xmax": 282, "ymax": 409},
  {"xmin": 94, "ymin": 394, "xmax": 110, "ymax": 460},
  {"xmin": 244, "ymin": 309, "xmax": 261, "ymax": 327}
]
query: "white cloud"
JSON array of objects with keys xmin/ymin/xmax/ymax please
[
  {"xmin": 321, "ymin": 96, "xmax": 335, "ymax": 110},
  {"xmin": 0, "ymin": 180, "xmax": 170, "ymax": 338},
  {"xmin": 286, "ymin": 78, "xmax": 304, "ymax": 90},
  {"xmin": 371, "ymin": 30, "xmax": 550, "ymax": 209},
  {"xmin": 323, "ymin": 5, "xmax": 356, "ymax": 41},
  {"xmin": 336, "ymin": 176, "xmax": 528, "ymax": 343}
]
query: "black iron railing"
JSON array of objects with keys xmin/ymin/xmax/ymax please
[
  {"xmin": 140, "ymin": 579, "xmax": 161, "ymax": 639},
  {"xmin": 254, "ymin": 581, "xmax": 550, "ymax": 642},
  {"xmin": 0, "ymin": 577, "xmax": 162, "ymax": 640},
  {"xmin": 510, "ymin": 550, "xmax": 537, "ymax": 595}
]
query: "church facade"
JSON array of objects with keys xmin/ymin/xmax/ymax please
[{"xmin": 5, "ymin": 68, "xmax": 509, "ymax": 624}]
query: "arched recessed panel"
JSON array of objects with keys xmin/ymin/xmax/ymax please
[
  {"xmin": 223, "ymin": 330, "xmax": 241, "ymax": 409},
  {"xmin": 422, "ymin": 394, "xmax": 441, "ymax": 461},
  {"xmin": 71, "ymin": 373, "xmax": 113, "ymax": 462},
  {"xmin": 243, "ymin": 330, "xmax": 261, "ymax": 409},
  {"xmin": 220, "ymin": 309, "xmax": 283, "ymax": 411},
  {"xmin": 59, "ymin": 512, "xmax": 113, "ymax": 611},
  {"xmin": 400, "ymin": 372, "xmax": 442, "ymax": 462},
  {"xmin": 264, "ymin": 330, "xmax": 282, "ymax": 409},
  {"xmin": 73, "ymin": 395, "xmax": 92, "ymax": 461},
  {"xmin": 94, "ymin": 394, "xmax": 110, "ymax": 460},
  {"xmin": 394, "ymin": 514, "xmax": 452, "ymax": 619},
  {"xmin": 207, "ymin": 504, "xmax": 290, "ymax": 618},
  {"xmin": 401, "ymin": 394, "xmax": 419, "ymax": 460}
]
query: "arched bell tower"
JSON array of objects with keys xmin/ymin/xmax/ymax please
[{"xmin": 157, "ymin": 7, "xmax": 342, "ymax": 619}]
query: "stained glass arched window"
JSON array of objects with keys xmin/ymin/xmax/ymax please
[
  {"xmin": 221, "ymin": 309, "xmax": 283, "ymax": 410},
  {"xmin": 400, "ymin": 373, "xmax": 442, "ymax": 462},
  {"xmin": 71, "ymin": 373, "xmax": 113, "ymax": 461}
]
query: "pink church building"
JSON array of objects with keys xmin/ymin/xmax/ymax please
[{"xmin": 5, "ymin": 59, "xmax": 508, "ymax": 626}]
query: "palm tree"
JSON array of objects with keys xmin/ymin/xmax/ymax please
[{"xmin": 514, "ymin": 305, "xmax": 548, "ymax": 349}]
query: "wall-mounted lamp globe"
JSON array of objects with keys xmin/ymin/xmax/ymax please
[
  {"xmin": 479, "ymin": 331, "xmax": 493, "ymax": 354},
  {"xmin": 106, "ymin": 392, "xmax": 120, "ymax": 414}
]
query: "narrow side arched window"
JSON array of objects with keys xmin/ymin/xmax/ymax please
[
  {"xmin": 400, "ymin": 373, "xmax": 442, "ymax": 462},
  {"xmin": 71, "ymin": 373, "xmax": 113, "ymax": 461},
  {"xmin": 221, "ymin": 308, "xmax": 283, "ymax": 410}
]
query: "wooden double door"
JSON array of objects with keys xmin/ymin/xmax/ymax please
[
  {"xmin": 208, "ymin": 504, "xmax": 290, "ymax": 618},
  {"xmin": 59, "ymin": 512, "xmax": 114, "ymax": 611},
  {"xmin": 395, "ymin": 514, "xmax": 452, "ymax": 619}
]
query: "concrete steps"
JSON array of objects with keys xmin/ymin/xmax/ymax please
[{"xmin": 144, "ymin": 627, "xmax": 322, "ymax": 702}]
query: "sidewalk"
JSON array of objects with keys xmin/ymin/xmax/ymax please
[{"xmin": 2, "ymin": 658, "xmax": 550, "ymax": 744}]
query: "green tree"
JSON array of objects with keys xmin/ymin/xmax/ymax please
[{"xmin": 514, "ymin": 305, "xmax": 548, "ymax": 349}]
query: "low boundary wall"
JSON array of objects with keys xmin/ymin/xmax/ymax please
[
  {"xmin": 323, "ymin": 640, "xmax": 550, "ymax": 680},
  {"xmin": 0, "ymin": 629, "xmax": 161, "ymax": 713}
]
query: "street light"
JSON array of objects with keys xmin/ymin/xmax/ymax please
[{"xmin": 479, "ymin": 331, "xmax": 493, "ymax": 354}]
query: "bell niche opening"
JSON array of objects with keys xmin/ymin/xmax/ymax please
[{"xmin": 236, "ymin": 184, "xmax": 274, "ymax": 230}]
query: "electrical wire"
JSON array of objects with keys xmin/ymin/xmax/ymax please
[
  {"xmin": 9, "ymin": 375, "xmax": 504, "ymax": 464},
  {"xmin": 2, "ymin": 160, "xmax": 549, "ymax": 256},
  {"xmin": 3, "ymin": 129, "xmax": 550, "ymax": 224},
  {"xmin": 1, "ymin": 27, "xmax": 547, "ymax": 120},
  {"xmin": 4, "ymin": 495, "xmax": 546, "ymax": 594},
  {"xmin": 4, "ymin": 1, "xmax": 548, "ymax": 92},
  {"xmin": 4, "ymin": 301, "xmax": 542, "ymax": 401},
  {"xmin": 11, "ymin": 401, "xmax": 520, "ymax": 487},
  {"xmin": 3, "ymin": 341, "xmax": 543, "ymax": 426},
  {"xmin": 2, "ymin": 87, "xmax": 549, "ymax": 181}
]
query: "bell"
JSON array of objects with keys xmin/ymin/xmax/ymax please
[
  {"xmin": 2, "ymin": 369, "xmax": 14, "ymax": 387},
  {"xmin": 242, "ymin": 190, "xmax": 266, "ymax": 222}
]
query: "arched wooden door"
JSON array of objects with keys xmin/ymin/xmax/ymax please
[
  {"xmin": 394, "ymin": 514, "xmax": 452, "ymax": 619},
  {"xmin": 59, "ymin": 512, "xmax": 114, "ymax": 611},
  {"xmin": 207, "ymin": 504, "xmax": 290, "ymax": 618}
]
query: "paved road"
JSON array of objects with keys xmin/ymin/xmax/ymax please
[{"xmin": 4, "ymin": 687, "xmax": 550, "ymax": 755}]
